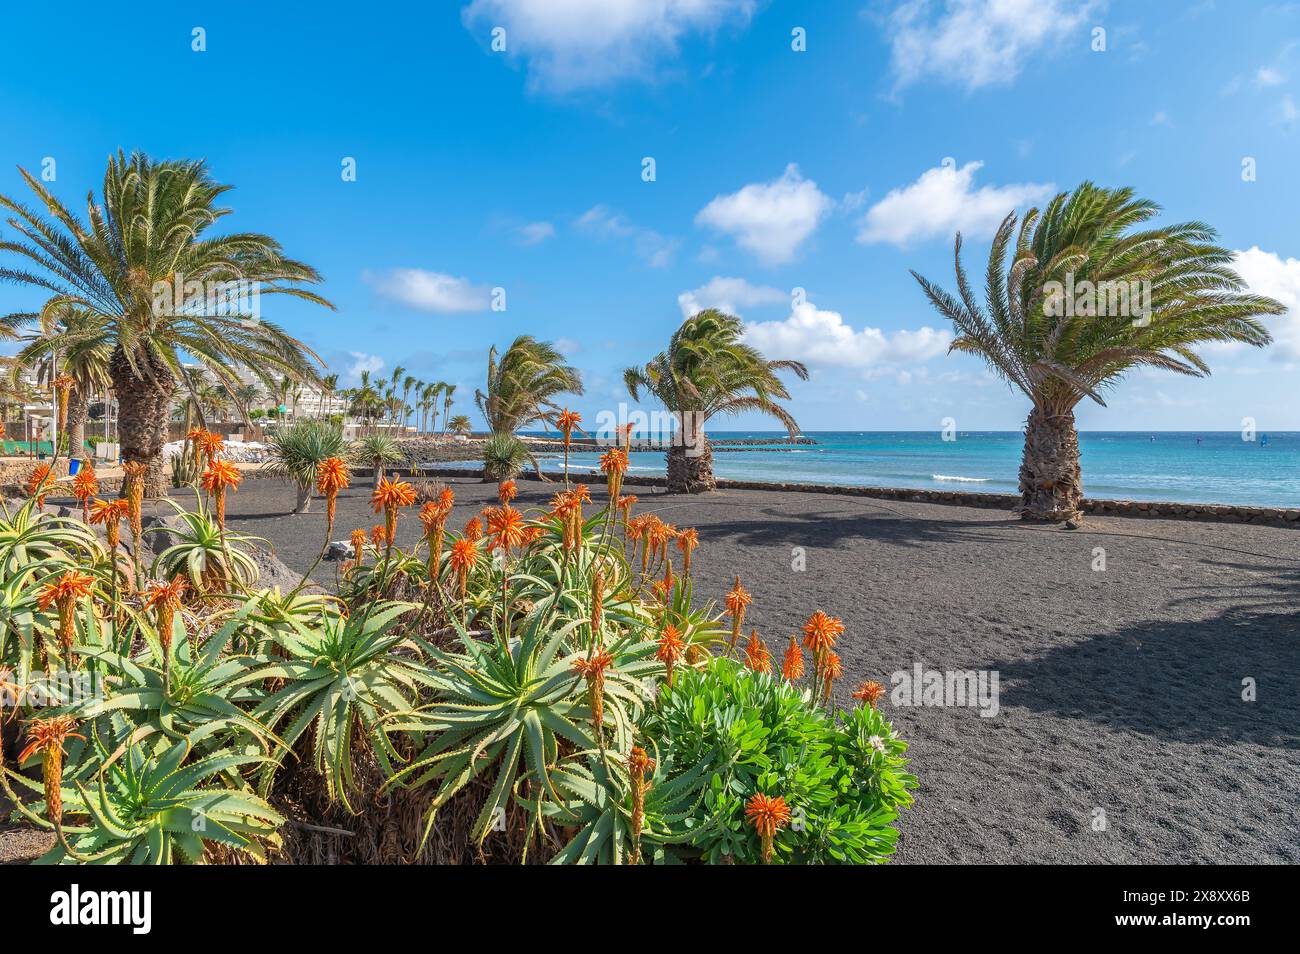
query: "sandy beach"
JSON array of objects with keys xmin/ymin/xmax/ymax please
[{"xmin": 183, "ymin": 474, "xmax": 1298, "ymax": 865}]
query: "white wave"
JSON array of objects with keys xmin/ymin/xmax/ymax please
[{"xmin": 931, "ymin": 474, "xmax": 990, "ymax": 483}]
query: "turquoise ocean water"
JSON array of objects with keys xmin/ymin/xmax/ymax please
[{"xmin": 507, "ymin": 431, "xmax": 1300, "ymax": 508}]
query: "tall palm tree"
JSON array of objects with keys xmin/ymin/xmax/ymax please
[
  {"xmin": 387, "ymin": 366, "xmax": 405, "ymax": 425},
  {"xmin": 476, "ymin": 337, "xmax": 583, "ymax": 436},
  {"xmin": 624, "ymin": 309, "xmax": 807, "ymax": 494},
  {"xmin": 12, "ymin": 301, "xmax": 111, "ymax": 462},
  {"xmin": 234, "ymin": 382, "xmax": 261, "ymax": 419},
  {"xmin": 401, "ymin": 374, "xmax": 417, "ymax": 430},
  {"xmin": 317, "ymin": 373, "xmax": 338, "ymax": 420},
  {"xmin": 441, "ymin": 383, "xmax": 457, "ymax": 437},
  {"xmin": 0, "ymin": 151, "xmax": 332, "ymax": 494},
  {"xmin": 425, "ymin": 381, "xmax": 445, "ymax": 435},
  {"xmin": 913, "ymin": 182, "xmax": 1283, "ymax": 521}
]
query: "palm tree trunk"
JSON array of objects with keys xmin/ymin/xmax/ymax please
[
  {"xmin": 1018, "ymin": 406, "xmax": 1084, "ymax": 521},
  {"xmin": 66, "ymin": 384, "xmax": 90, "ymax": 463},
  {"xmin": 666, "ymin": 417, "xmax": 715, "ymax": 493},
  {"xmin": 109, "ymin": 345, "xmax": 176, "ymax": 498}
]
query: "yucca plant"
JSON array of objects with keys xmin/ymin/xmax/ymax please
[
  {"xmin": 351, "ymin": 433, "xmax": 404, "ymax": 487},
  {"xmin": 263, "ymin": 419, "xmax": 346, "ymax": 513},
  {"xmin": 480, "ymin": 432, "xmax": 529, "ymax": 482},
  {"xmin": 252, "ymin": 601, "xmax": 434, "ymax": 811}
]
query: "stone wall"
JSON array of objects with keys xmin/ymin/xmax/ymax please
[{"xmin": 400, "ymin": 465, "xmax": 1300, "ymax": 529}]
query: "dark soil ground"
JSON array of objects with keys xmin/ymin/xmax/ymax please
[{"xmin": 7, "ymin": 474, "xmax": 1297, "ymax": 864}]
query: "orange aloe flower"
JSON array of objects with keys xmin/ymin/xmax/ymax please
[
  {"xmin": 675, "ymin": 528, "xmax": 698, "ymax": 576},
  {"xmin": 801, "ymin": 610, "xmax": 845, "ymax": 655},
  {"xmin": 142, "ymin": 576, "xmax": 188, "ymax": 653},
  {"xmin": 745, "ymin": 792, "xmax": 792, "ymax": 864},
  {"xmin": 617, "ymin": 494, "xmax": 637, "ymax": 519},
  {"xmin": 497, "ymin": 478, "xmax": 518, "ymax": 505},
  {"xmin": 37, "ymin": 570, "xmax": 95, "ymax": 658},
  {"xmin": 656, "ymin": 624, "xmax": 685, "ymax": 686},
  {"xmin": 463, "ymin": 516, "xmax": 483, "ymax": 541},
  {"xmin": 598, "ymin": 447, "xmax": 628, "ymax": 500},
  {"xmin": 89, "ymin": 497, "xmax": 129, "ymax": 551},
  {"xmin": 52, "ymin": 374, "xmax": 75, "ymax": 428},
  {"xmin": 18, "ymin": 714, "xmax": 83, "ymax": 830},
  {"xmin": 200, "ymin": 459, "xmax": 242, "ymax": 528},
  {"xmin": 349, "ymin": 528, "xmax": 368, "ymax": 566},
  {"xmin": 744, "ymin": 630, "xmax": 772, "ymax": 674},
  {"xmin": 821, "ymin": 651, "xmax": 843, "ymax": 706},
  {"xmin": 122, "ymin": 460, "xmax": 147, "ymax": 547},
  {"xmin": 186, "ymin": 426, "xmax": 208, "ymax": 446},
  {"xmin": 316, "ymin": 457, "xmax": 350, "ymax": 531},
  {"xmin": 371, "ymin": 477, "xmax": 416, "ymax": 547},
  {"xmin": 852, "ymin": 679, "xmax": 886, "ymax": 709},
  {"xmin": 487, "ymin": 505, "xmax": 528, "ymax": 557},
  {"xmin": 449, "ymin": 537, "xmax": 480, "ymax": 601},
  {"xmin": 573, "ymin": 649, "xmax": 615, "ymax": 731},
  {"xmin": 555, "ymin": 408, "xmax": 582, "ymax": 448},
  {"xmin": 725, "ymin": 575, "xmax": 752, "ymax": 651},
  {"xmin": 781, "ymin": 635, "xmax": 805, "ymax": 681},
  {"xmin": 626, "ymin": 745, "xmax": 655, "ymax": 864},
  {"xmin": 199, "ymin": 430, "xmax": 225, "ymax": 464},
  {"xmin": 418, "ymin": 490, "xmax": 454, "ymax": 581},
  {"xmin": 26, "ymin": 463, "xmax": 51, "ymax": 511},
  {"xmin": 71, "ymin": 464, "xmax": 98, "ymax": 522},
  {"xmin": 652, "ymin": 558, "xmax": 675, "ymax": 603},
  {"xmin": 590, "ymin": 570, "xmax": 605, "ymax": 638},
  {"xmin": 370, "ymin": 524, "xmax": 387, "ymax": 548}
]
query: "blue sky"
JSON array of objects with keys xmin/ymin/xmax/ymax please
[{"xmin": 2, "ymin": 0, "xmax": 1298, "ymax": 432}]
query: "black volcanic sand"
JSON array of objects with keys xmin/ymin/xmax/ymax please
[{"xmin": 30, "ymin": 475, "xmax": 1299, "ymax": 865}]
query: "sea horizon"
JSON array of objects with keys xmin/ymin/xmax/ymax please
[{"xmin": 513, "ymin": 429, "xmax": 1300, "ymax": 509}]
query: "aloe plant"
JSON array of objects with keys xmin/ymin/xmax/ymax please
[{"xmin": 147, "ymin": 498, "xmax": 264, "ymax": 592}]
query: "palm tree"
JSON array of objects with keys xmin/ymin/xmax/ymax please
[
  {"xmin": 624, "ymin": 309, "xmax": 808, "ymax": 494},
  {"xmin": 387, "ymin": 366, "xmax": 405, "ymax": 425},
  {"xmin": 424, "ymin": 381, "xmax": 445, "ymax": 435},
  {"xmin": 401, "ymin": 374, "xmax": 417, "ymax": 430},
  {"xmin": 441, "ymin": 383, "xmax": 457, "ymax": 437},
  {"xmin": 476, "ymin": 337, "xmax": 582, "ymax": 435},
  {"xmin": 912, "ymin": 182, "xmax": 1283, "ymax": 521},
  {"xmin": 447, "ymin": 414, "xmax": 471, "ymax": 436},
  {"xmin": 12, "ymin": 301, "xmax": 111, "ymax": 463},
  {"xmin": 0, "ymin": 151, "xmax": 332, "ymax": 495},
  {"xmin": 317, "ymin": 373, "xmax": 339, "ymax": 420},
  {"xmin": 234, "ymin": 383, "xmax": 261, "ymax": 419}
]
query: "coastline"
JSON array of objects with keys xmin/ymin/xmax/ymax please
[{"xmin": 398, "ymin": 464, "xmax": 1300, "ymax": 528}]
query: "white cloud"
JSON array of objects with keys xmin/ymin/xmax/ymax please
[
  {"xmin": 1232, "ymin": 246, "xmax": 1300, "ymax": 359},
  {"xmin": 461, "ymin": 0, "xmax": 756, "ymax": 93},
  {"xmin": 346, "ymin": 352, "xmax": 385, "ymax": 383},
  {"xmin": 856, "ymin": 160, "xmax": 1054, "ymax": 247},
  {"xmin": 886, "ymin": 0, "xmax": 1095, "ymax": 92},
  {"xmin": 576, "ymin": 204, "xmax": 679, "ymax": 266},
  {"xmin": 677, "ymin": 276, "xmax": 788, "ymax": 318},
  {"xmin": 1256, "ymin": 66, "xmax": 1286, "ymax": 87},
  {"xmin": 364, "ymin": 268, "xmax": 492, "ymax": 312},
  {"xmin": 695, "ymin": 164, "xmax": 833, "ymax": 265},
  {"xmin": 516, "ymin": 221, "xmax": 556, "ymax": 245},
  {"xmin": 554, "ymin": 336, "xmax": 581, "ymax": 356},
  {"xmin": 742, "ymin": 300, "xmax": 953, "ymax": 370}
]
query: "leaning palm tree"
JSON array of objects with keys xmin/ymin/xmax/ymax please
[
  {"xmin": 0, "ymin": 151, "xmax": 332, "ymax": 495},
  {"xmin": 913, "ymin": 182, "xmax": 1283, "ymax": 521},
  {"xmin": 624, "ymin": 309, "xmax": 808, "ymax": 494},
  {"xmin": 476, "ymin": 337, "xmax": 582, "ymax": 435}
]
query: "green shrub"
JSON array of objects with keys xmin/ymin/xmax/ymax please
[
  {"xmin": 481, "ymin": 432, "xmax": 528, "ymax": 481},
  {"xmin": 638, "ymin": 658, "xmax": 916, "ymax": 864}
]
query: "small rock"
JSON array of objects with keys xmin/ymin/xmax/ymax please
[
  {"xmin": 1064, "ymin": 519, "xmax": 1081, "ymax": 530},
  {"xmin": 324, "ymin": 540, "xmax": 355, "ymax": 562}
]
